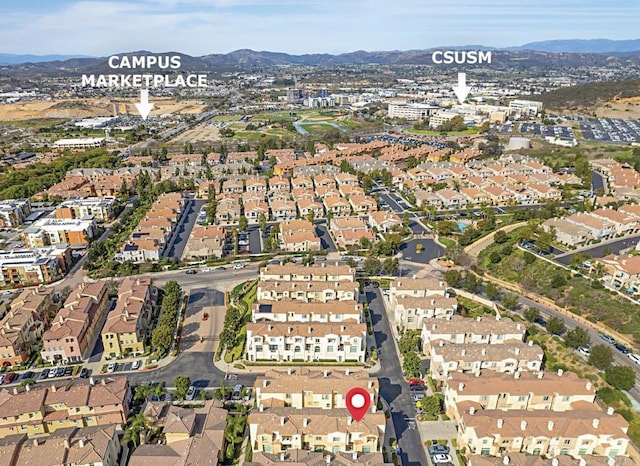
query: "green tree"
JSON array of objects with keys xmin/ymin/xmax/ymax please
[
  {"xmin": 523, "ymin": 251, "xmax": 536, "ymax": 264},
  {"xmin": 121, "ymin": 412, "xmax": 155, "ymax": 446},
  {"xmin": 382, "ymin": 257, "xmax": 399, "ymax": 276},
  {"xmin": 561, "ymin": 326, "xmax": 588, "ymax": 348},
  {"xmin": 500, "ymin": 294, "xmax": 519, "ymax": 310},
  {"xmin": 398, "ymin": 331, "xmax": 421, "ymax": 354},
  {"xmin": 258, "ymin": 213, "xmax": 267, "ymax": 231},
  {"xmin": 151, "ymin": 325, "xmax": 173, "ymax": 356},
  {"xmin": 493, "ymin": 230, "xmax": 507, "ymax": 244},
  {"xmin": 224, "ymin": 414, "xmax": 247, "ymax": 460},
  {"xmin": 483, "ymin": 282, "xmax": 500, "ymax": 300},
  {"xmin": 402, "ymin": 351, "xmax": 421, "ymax": 378},
  {"xmin": 523, "ymin": 307, "xmax": 540, "ymax": 323},
  {"xmin": 418, "ymin": 394, "xmax": 443, "ymax": 418},
  {"xmin": 363, "ymin": 256, "xmax": 382, "ymax": 276},
  {"xmin": 443, "ymin": 269, "xmax": 461, "ymax": 288},
  {"xmin": 463, "ymin": 273, "xmax": 479, "ymax": 293},
  {"xmin": 238, "ymin": 215, "xmax": 248, "ymax": 232},
  {"xmin": 606, "ymin": 366, "xmax": 636, "ymax": 391},
  {"xmin": 546, "ymin": 316, "xmax": 565, "ymax": 335},
  {"xmin": 174, "ymin": 375, "xmax": 192, "ymax": 400},
  {"xmin": 588, "ymin": 344, "xmax": 614, "ymax": 370},
  {"xmin": 435, "ymin": 220, "xmax": 458, "ymax": 236}
]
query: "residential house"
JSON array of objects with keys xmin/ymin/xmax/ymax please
[
  {"xmin": 182, "ymin": 226, "xmax": 227, "ymax": 260},
  {"xmin": 0, "ymin": 246, "xmax": 70, "ymax": 287},
  {"xmin": 595, "ymin": 254, "xmax": 640, "ymax": 293},
  {"xmin": 270, "ymin": 200, "xmax": 297, "ymax": 221},
  {"xmin": 257, "ymin": 281, "xmax": 359, "ymax": 303},
  {"xmin": 280, "ymin": 220, "xmax": 321, "ymax": 252},
  {"xmin": 348, "ymin": 195, "xmax": 377, "ymax": 216},
  {"xmin": 367, "ymin": 211, "xmax": 402, "ymax": 234},
  {"xmin": 259, "ymin": 264, "xmax": 356, "ymax": 283},
  {"xmin": 252, "ymin": 301, "xmax": 362, "ymax": 324},
  {"xmin": 324, "ymin": 196, "xmax": 351, "ymax": 217}
]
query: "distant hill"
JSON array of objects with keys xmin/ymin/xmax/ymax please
[
  {"xmin": 539, "ymin": 80, "xmax": 640, "ymax": 112},
  {"xmin": 511, "ymin": 39, "xmax": 640, "ymax": 53},
  {"xmin": 0, "ymin": 53, "xmax": 92, "ymax": 65}
]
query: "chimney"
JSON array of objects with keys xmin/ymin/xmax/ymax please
[
  {"xmin": 514, "ymin": 371, "xmax": 520, "ymax": 379},
  {"xmin": 469, "ymin": 406, "xmax": 476, "ymax": 415},
  {"xmin": 548, "ymin": 420, "xmax": 555, "ymax": 431},
  {"xmin": 323, "ymin": 370, "xmax": 328, "ymax": 378},
  {"xmin": 325, "ymin": 455, "xmax": 331, "ymax": 464},
  {"xmin": 439, "ymin": 341, "xmax": 444, "ymax": 347},
  {"xmin": 353, "ymin": 451, "xmax": 358, "ymax": 460},
  {"xmin": 557, "ymin": 368, "xmax": 564, "ymax": 377},
  {"xmin": 528, "ymin": 340, "xmax": 533, "ymax": 346},
  {"xmin": 280, "ymin": 416, "xmax": 286, "ymax": 426},
  {"xmin": 497, "ymin": 418, "xmax": 503, "ymax": 428},
  {"xmin": 520, "ymin": 420, "xmax": 527, "ymax": 431},
  {"xmin": 516, "ymin": 323, "xmax": 521, "ymax": 330},
  {"xmin": 263, "ymin": 380, "xmax": 268, "ymax": 387},
  {"xmin": 476, "ymin": 316, "xmax": 481, "ymax": 322},
  {"xmin": 515, "ymin": 347, "xmax": 520, "ymax": 355},
  {"xmin": 592, "ymin": 418, "xmax": 600, "ymax": 429},
  {"xmin": 347, "ymin": 416, "xmax": 353, "ymax": 425},
  {"xmin": 303, "ymin": 417, "xmax": 309, "ymax": 427},
  {"xmin": 287, "ymin": 368, "xmax": 292, "ymax": 375},
  {"xmin": 432, "ymin": 324, "xmax": 436, "ymax": 330},
  {"xmin": 607, "ymin": 407, "xmax": 615, "ymax": 415},
  {"xmin": 341, "ymin": 325, "xmax": 345, "ymax": 332},
  {"xmin": 481, "ymin": 348, "xmax": 486, "ymax": 356},
  {"xmin": 308, "ymin": 326, "xmax": 312, "ymax": 333},
  {"xmin": 79, "ymin": 439, "xmax": 85, "ymax": 448},
  {"xmin": 503, "ymin": 457, "xmax": 510, "ymax": 465},
  {"xmin": 12, "ymin": 387, "xmax": 18, "ymax": 395},
  {"xmin": 268, "ymin": 324, "xmax": 273, "ymax": 331},
  {"xmin": 458, "ymin": 383, "xmax": 465, "ymax": 391},
  {"xmin": 25, "ymin": 384, "xmax": 30, "ymax": 392},
  {"xmin": 280, "ymin": 453, "xmax": 286, "ymax": 461},
  {"xmin": 345, "ymin": 369, "xmax": 350, "ymax": 376},
  {"xmin": 32, "ymin": 439, "xmax": 39, "ymax": 447},
  {"xmin": 461, "ymin": 349, "xmax": 466, "ymax": 356},
  {"xmin": 101, "ymin": 379, "xmax": 106, "ymax": 385},
  {"xmin": 64, "ymin": 439, "xmax": 70, "ymax": 449},
  {"xmin": 89, "ymin": 377, "xmax": 95, "ymax": 385},
  {"xmin": 259, "ymin": 405, "xmax": 264, "ymax": 412},
  {"xmin": 51, "ymin": 385, "xmax": 57, "ymax": 392},
  {"xmin": 537, "ymin": 372, "xmax": 543, "ymax": 379},
  {"xmin": 368, "ymin": 381, "xmax": 374, "ymax": 388},
  {"xmin": 586, "ymin": 382, "xmax": 592, "ymax": 391}
]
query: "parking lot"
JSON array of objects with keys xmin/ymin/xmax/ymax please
[{"xmin": 579, "ymin": 118, "xmax": 640, "ymax": 143}]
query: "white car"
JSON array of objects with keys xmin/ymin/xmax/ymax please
[
  {"xmin": 577, "ymin": 346, "xmax": 590, "ymax": 357},
  {"xmin": 107, "ymin": 362, "xmax": 117, "ymax": 373},
  {"xmin": 233, "ymin": 263, "xmax": 245, "ymax": 270},
  {"xmin": 432, "ymin": 454, "xmax": 453, "ymax": 464},
  {"xmin": 186, "ymin": 385, "xmax": 197, "ymax": 401},
  {"xmin": 131, "ymin": 360, "xmax": 141, "ymax": 370},
  {"xmin": 628, "ymin": 353, "xmax": 640, "ymax": 365}
]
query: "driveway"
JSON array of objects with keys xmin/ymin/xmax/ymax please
[
  {"xmin": 315, "ymin": 222, "xmax": 338, "ymax": 252},
  {"xmin": 169, "ymin": 199, "xmax": 205, "ymax": 259},
  {"xmin": 180, "ymin": 288, "xmax": 225, "ymax": 353}
]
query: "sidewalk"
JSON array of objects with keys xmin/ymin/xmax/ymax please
[{"xmin": 82, "ymin": 352, "xmax": 177, "ymax": 376}]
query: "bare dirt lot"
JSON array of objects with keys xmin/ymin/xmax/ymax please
[
  {"xmin": 0, "ymin": 98, "xmax": 207, "ymax": 121},
  {"xmin": 170, "ymin": 123, "xmax": 220, "ymax": 144}
]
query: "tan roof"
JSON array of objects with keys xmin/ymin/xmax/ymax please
[
  {"xmin": 597, "ymin": 254, "xmax": 640, "ymax": 276},
  {"xmin": 261, "ymin": 264, "xmax": 355, "ymax": 278},
  {"xmin": 259, "ymin": 280, "xmax": 358, "ymax": 294},
  {"xmin": 432, "ymin": 342, "xmax": 543, "ymax": 363},
  {"xmin": 448, "ymin": 370, "xmax": 596, "ymax": 397},
  {"xmin": 462, "ymin": 407, "xmax": 629, "ymax": 440},
  {"xmin": 189, "ymin": 225, "xmax": 226, "ymax": 240},
  {"xmin": 331, "ymin": 217, "xmax": 368, "ymax": 230},
  {"xmin": 255, "ymin": 368, "xmax": 377, "ymax": 395},
  {"xmin": 282, "ymin": 230, "xmax": 320, "ymax": 244},
  {"xmin": 423, "ymin": 315, "xmax": 526, "ymax": 337},
  {"xmin": 396, "ymin": 296, "xmax": 457, "ymax": 309},
  {"xmin": 253, "ymin": 300, "xmax": 362, "ymax": 316},
  {"xmin": 368, "ymin": 211, "xmax": 401, "ymax": 225},
  {"xmin": 392, "ymin": 277, "xmax": 446, "ymax": 292},
  {"xmin": 248, "ymin": 407, "xmax": 384, "ymax": 437},
  {"xmin": 281, "ymin": 219, "xmax": 315, "ymax": 232},
  {"xmin": 468, "ymin": 453, "xmax": 634, "ymax": 466},
  {"xmin": 247, "ymin": 321, "xmax": 366, "ymax": 338}
]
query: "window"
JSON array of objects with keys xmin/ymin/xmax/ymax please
[
  {"xmin": 564, "ymin": 439, "xmax": 571, "ymax": 445},
  {"xmin": 518, "ymin": 396, "xmax": 526, "ymax": 401},
  {"xmin": 543, "ymin": 396, "xmax": 550, "ymax": 401},
  {"xmin": 268, "ymin": 345, "xmax": 278, "ymax": 352}
]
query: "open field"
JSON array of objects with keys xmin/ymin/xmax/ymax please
[
  {"xmin": 169, "ymin": 124, "xmax": 220, "ymax": 144},
  {"xmin": 0, "ymin": 98, "xmax": 207, "ymax": 121}
]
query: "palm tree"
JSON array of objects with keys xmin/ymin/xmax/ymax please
[
  {"xmin": 224, "ymin": 414, "xmax": 246, "ymax": 460},
  {"xmin": 122, "ymin": 412, "xmax": 156, "ymax": 446}
]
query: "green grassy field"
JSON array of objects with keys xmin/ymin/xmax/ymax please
[{"xmin": 0, "ymin": 118, "xmax": 69, "ymax": 129}]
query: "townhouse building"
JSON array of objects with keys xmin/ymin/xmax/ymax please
[
  {"xmin": 279, "ymin": 219, "xmax": 321, "ymax": 253},
  {"xmin": 252, "ymin": 300, "xmax": 362, "ymax": 324},
  {"xmin": 323, "ymin": 196, "xmax": 351, "ymax": 217},
  {"xmin": 270, "ymin": 200, "xmax": 297, "ymax": 221},
  {"xmin": 215, "ymin": 196, "xmax": 242, "ymax": 224},
  {"xmin": 256, "ymin": 281, "xmax": 359, "ymax": 304},
  {"xmin": 296, "ymin": 198, "xmax": 324, "ymax": 220},
  {"xmin": 429, "ymin": 341, "xmax": 544, "ymax": 382},
  {"xmin": 0, "ymin": 377, "xmax": 130, "ymax": 439},
  {"xmin": 468, "ymin": 453, "xmax": 634, "ymax": 466},
  {"xmin": 182, "ymin": 225, "xmax": 227, "ymax": 260},
  {"xmin": 458, "ymin": 406, "xmax": 629, "ymax": 459},
  {"xmin": 41, "ymin": 281, "xmax": 109, "ymax": 363},
  {"xmin": 253, "ymin": 369, "xmax": 378, "ymax": 410},
  {"xmin": 594, "ymin": 254, "xmax": 640, "ymax": 293},
  {"xmin": 368, "ymin": 211, "xmax": 402, "ymax": 234},
  {"xmin": 444, "ymin": 370, "xmax": 596, "ymax": 422},
  {"xmin": 389, "ymin": 277, "xmax": 454, "ymax": 331},
  {"xmin": 0, "ymin": 287, "xmax": 51, "ymax": 367},
  {"xmin": 421, "ymin": 315, "xmax": 526, "ymax": 353},
  {"xmin": 101, "ymin": 277, "xmax": 155, "ymax": 358},
  {"xmin": 329, "ymin": 217, "xmax": 375, "ymax": 248},
  {"xmin": 260, "ymin": 264, "xmax": 356, "ymax": 283},
  {"xmin": 248, "ymin": 407, "xmax": 385, "ymax": 455},
  {"xmin": 247, "ymin": 451, "xmax": 390, "ymax": 465}
]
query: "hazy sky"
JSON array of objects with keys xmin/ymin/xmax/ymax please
[{"xmin": 2, "ymin": 0, "xmax": 639, "ymax": 56}]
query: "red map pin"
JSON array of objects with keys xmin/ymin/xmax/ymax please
[{"xmin": 346, "ymin": 387, "xmax": 371, "ymax": 422}]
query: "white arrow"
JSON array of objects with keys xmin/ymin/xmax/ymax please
[
  {"xmin": 135, "ymin": 89, "xmax": 154, "ymax": 120},
  {"xmin": 452, "ymin": 72, "xmax": 472, "ymax": 104}
]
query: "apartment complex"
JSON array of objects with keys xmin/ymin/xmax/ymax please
[
  {"xmin": 55, "ymin": 196, "xmax": 118, "ymax": 222},
  {"xmin": 101, "ymin": 276, "xmax": 156, "ymax": 358},
  {"xmin": 0, "ymin": 377, "xmax": 130, "ymax": 438},
  {"xmin": 0, "ymin": 199, "xmax": 31, "ymax": 228},
  {"xmin": 22, "ymin": 217, "xmax": 97, "ymax": 248},
  {"xmin": 41, "ymin": 281, "xmax": 109, "ymax": 363},
  {"xmin": 0, "ymin": 245, "xmax": 71, "ymax": 287}
]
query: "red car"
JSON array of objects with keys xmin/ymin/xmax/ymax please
[
  {"xmin": 408, "ymin": 378, "xmax": 425, "ymax": 386},
  {"xmin": 3, "ymin": 372, "xmax": 16, "ymax": 384}
]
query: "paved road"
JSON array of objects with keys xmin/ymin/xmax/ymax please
[
  {"xmin": 367, "ymin": 287, "xmax": 429, "ymax": 466},
  {"xmin": 315, "ymin": 222, "xmax": 338, "ymax": 252},
  {"xmin": 166, "ymin": 199, "xmax": 205, "ymax": 259},
  {"xmin": 246, "ymin": 225, "xmax": 262, "ymax": 254},
  {"xmin": 592, "ymin": 170, "xmax": 605, "ymax": 193},
  {"xmin": 555, "ymin": 234, "xmax": 640, "ymax": 265}
]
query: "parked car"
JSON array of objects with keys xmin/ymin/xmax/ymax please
[
  {"xmin": 186, "ymin": 385, "xmax": 197, "ymax": 401},
  {"xmin": 54, "ymin": 367, "xmax": 65, "ymax": 377},
  {"xmin": 48, "ymin": 367, "xmax": 58, "ymax": 378},
  {"xmin": 215, "ymin": 266, "xmax": 226, "ymax": 271},
  {"xmin": 615, "ymin": 343, "xmax": 630, "ymax": 354},
  {"xmin": 107, "ymin": 362, "xmax": 117, "ymax": 373},
  {"xmin": 39, "ymin": 369, "xmax": 50, "ymax": 380},
  {"xmin": 3, "ymin": 373, "xmax": 16, "ymax": 384},
  {"xmin": 628, "ymin": 353, "xmax": 640, "ymax": 365},
  {"xmin": 432, "ymin": 454, "xmax": 454, "ymax": 464},
  {"xmin": 577, "ymin": 346, "xmax": 591, "ymax": 357},
  {"xmin": 534, "ymin": 317, "xmax": 547, "ymax": 327},
  {"xmin": 408, "ymin": 378, "xmax": 425, "ymax": 386},
  {"xmin": 428, "ymin": 445, "xmax": 450, "ymax": 456},
  {"xmin": 600, "ymin": 334, "xmax": 616, "ymax": 345},
  {"xmin": 185, "ymin": 269, "xmax": 197, "ymax": 275},
  {"xmin": 79, "ymin": 368, "xmax": 91, "ymax": 379},
  {"xmin": 19, "ymin": 371, "xmax": 35, "ymax": 382},
  {"xmin": 233, "ymin": 263, "xmax": 245, "ymax": 270},
  {"xmin": 63, "ymin": 366, "xmax": 73, "ymax": 377},
  {"xmin": 132, "ymin": 360, "xmax": 141, "ymax": 370}
]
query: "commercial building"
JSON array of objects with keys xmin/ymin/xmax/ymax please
[
  {"xmin": 53, "ymin": 138, "xmax": 106, "ymax": 149},
  {"xmin": 387, "ymin": 102, "xmax": 439, "ymax": 120}
]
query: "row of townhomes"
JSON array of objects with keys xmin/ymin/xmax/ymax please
[
  {"xmin": 542, "ymin": 206, "xmax": 640, "ymax": 247},
  {"xmin": 247, "ymin": 368, "xmax": 390, "ymax": 465},
  {"xmin": 118, "ymin": 192, "xmax": 185, "ymax": 262},
  {"xmin": 246, "ymin": 264, "xmax": 366, "ymax": 363}
]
